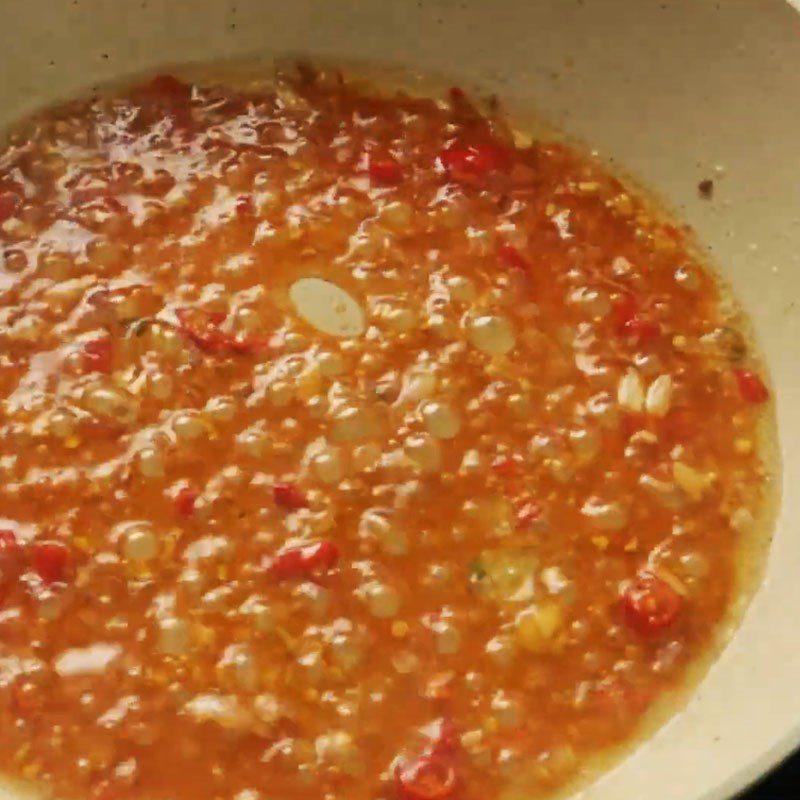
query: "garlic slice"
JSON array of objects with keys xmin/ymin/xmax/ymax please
[{"xmin": 289, "ymin": 278, "xmax": 365, "ymax": 337}]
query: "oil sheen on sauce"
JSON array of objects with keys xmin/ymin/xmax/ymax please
[{"xmin": 0, "ymin": 66, "xmax": 774, "ymax": 800}]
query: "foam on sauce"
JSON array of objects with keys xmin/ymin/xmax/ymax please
[{"xmin": 0, "ymin": 65, "xmax": 776, "ymax": 800}]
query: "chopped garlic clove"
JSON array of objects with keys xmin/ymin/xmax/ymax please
[
  {"xmin": 617, "ymin": 369, "xmax": 644, "ymax": 412},
  {"xmin": 645, "ymin": 375, "xmax": 673, "ymax": 417},
  {"xmin": 289, "ymin": 278, "xmax": 365, "ymax": 338},
  {"xmin": 673, "ymin": 461, "xmax": 715, "ymax": 501},
  {"xmin": 54, "ymin": 643, "xmax": 122, "ymax": 677}
]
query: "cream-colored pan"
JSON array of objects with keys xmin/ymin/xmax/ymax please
[{"xmin": 1, "ymin": 1, "xmax": 799, "ymax": 799}]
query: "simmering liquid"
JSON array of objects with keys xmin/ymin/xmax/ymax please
[{"xmin": 0, "ymin": 67, "xmax": 772, "ymax": 800}]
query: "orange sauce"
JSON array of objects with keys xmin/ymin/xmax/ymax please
[{"xmin": 0, "ymin": 68, "xmax": 770, "ymax": 800}]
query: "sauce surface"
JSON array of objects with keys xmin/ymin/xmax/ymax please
[{"xmin": 0, "ymin": 68, "xmax": 772, "ymax": 800}]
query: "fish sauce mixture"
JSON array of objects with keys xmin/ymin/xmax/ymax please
[{"xmin": 0, "ymin": 69, "xmax": 772, "ymax": 800}]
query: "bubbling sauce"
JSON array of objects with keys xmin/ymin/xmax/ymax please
[{"xmin": 0, "ymin": 67, "xmax": 772, "ymax": 800}]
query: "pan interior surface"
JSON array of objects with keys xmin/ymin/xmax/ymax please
[{"xmin": 0, "ymin": 3, "xmax": 798, "ymax": 800}]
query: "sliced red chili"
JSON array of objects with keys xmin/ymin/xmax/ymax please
[
  {"xmin": 31, "ymin": 541, "xmax": 72, "ymax": 585},
  {"xmin": 612, "ymin": 293, "xmax": 660, "ymax": 343},
  {"xmin": 611, "ymin": 292, "xmax": 637, "ymax": 327},
  {"xmin": 0, "ymin": 190, "xmax": 20, "ymax": 222},
  {"xmin": 395, "ymin": 754, "xmax": 457, "ymax": 800},
  {"xmin": 368, "ymin": 156, "xmax": 404, "ymax": 186},
  {"xmin": 439, "ymin": 143, "xmax": 510, "ymax": 179},
  {"xmin": 734, "ymin": 369, "xmax": 769, "ymax": 404},
  {"xmin": 491, "ymin": 456, "xmax": 521, "ymax": 477},
  {"xmin": 174, "ymin": 487, "xmax": 198, "ymax": 518},
  {"xmin": 235, "ymin": 195, "xmax": 254, "ymax": 217},
  {"xmin": 266, "ymin": 540, "xmax": 340, "ymax": 581},
  {"xmin": 175, "ymin": 307, "xmax": 228, "ymax": 353},
  {"xmin": 0, "ymin": 530, "xmax": 20, "ymax": 551},
  {"xmin": 175, "ymin": 307, "xmax": 266, "ymax": 355},
  {"xmin": 81, "ymin": 337, "xmax": 113, "ymax": 374},
  {"xmin": 224, "ymin": 333, "xmax": 268, "ymax": 355},
  {"xmin": 272, "ymin": 482, "xmax": 308, "ymax": 510},
  {"xmin": 206, "ymin": 311, "xmax": 228, "ymax": 326},
  {"xmin": 621, "ymin": 315, "xmax": 660, "ymax": 343},
  {"xmin": 0, "ymin": 529, "xmax": 24, "ymax": 589},
  {"xmin": 621, "ymin": 572, "xmax": 682, "ymax": 635},
  {"xmin": 428, "ymin": 718, "xmax": 459, "ymax": 758},
  {"xmin": 498, "ymin": 243, "xmax": 530, "ymax": 271}
]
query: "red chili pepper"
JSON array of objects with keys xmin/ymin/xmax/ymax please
[
  {"xmin": 207, "ymin": 310, "xmax": 227, "ymax": 326},
  {"xmin": 368, "ymin": 156, "xmax": 404, "ymax": 186},
  {"xmin": 621, "ymin": 572, "xmax": 682, "ymax": 636},
  {"xmin": 428, "ymin": 718, "xmax": 459, "ymax": 758},
  {"xmin": 175, "ymin": 307, "xmax": 266, "ymax": 355},
  {"xmin": 266, "ymin": 540, "xmax": 340, "ymax": 581},
  {"xmin": 272, "ymin": 482, "xmax": 308, "ymax": 510},
  {"xmin": 612, "ymin": 293, "xmax": 660, "ymax": 343},
  {"xmin": 733, "ymin": 369, "xmax": 769, "ymax": 404},
  {"xmin": 439, "ymin": 143, "xmax": 511, "ymax": 178},
  {"xmin": 174, "ymin": 487, "xmax": 198, "ymax": 518},
  {"xmin": 491, "ymin": 456, "xmax": 520, "ymax": 476},
  {"xmin": 611, "ymin": 292, "xmax": 637, "ymax": 326},
  {"xmin": 0, "ymin": 190, "xmax": 20, "ymax": 222},
  {"xmin": 621, "ymin": 316, "xmax": 660, "ymax": 343},
  {"xmin": 235, "ymin": 195, "xmax": 254, "ymax": 217},
  {"xmin": 224, "ymin": 333, "xmax": 269, "ymax": 355},
  {"xmin": 175, "ymin": 307, "xmax": 227, "ymax": 353},
  {"xmin": 81, "ymin": 337, "xmax": 113, "ymax": 374},
  {"xmin": 0, "ymin": 529, "xmax": 24, "ymax": 590},
  {"xmin": 0, "ymin": 530, "xmax": 20, "ymax": 551},
  {"xmin": 498, "ymin": 242, "xmax": 530, "ymax": 271},
  {"xmin": 31, "ymin": 541, "xmax": 72, "ymax": 585},
  {"xmin": 395, "ymin": 753, "xmax": 458, "ymax": 800}
]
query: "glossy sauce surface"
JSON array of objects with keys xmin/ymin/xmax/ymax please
[{"xmin": 0, "ymin": 70, "xmax": 771, "ymax": 800}]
